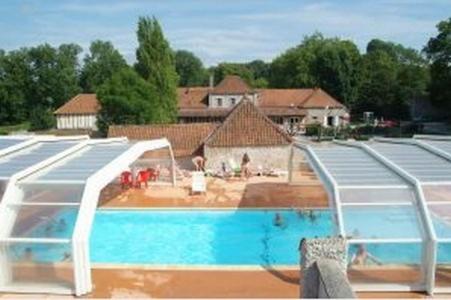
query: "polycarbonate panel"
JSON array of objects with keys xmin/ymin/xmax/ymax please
[
  {"xmin": 1, "ymin": 241, "xmax": 73, "ymax": 288},
  {"xmin": 312, "ymin": 146, "xmax": 407, "ymax": 186},
  {"xmin": 0, "ymin": 138, "xmax": 28, "ymax": 151},
  {"xmin": 429, "ymin": 204, "xmax": 451, "ymax": 239},
  {"xmin": 342, "ymin": 206, "xmax": 423, "ymax": 239},
  {"xmin": 8, "ymin": 205, "xmax": 78, "ymax": 239},
  {"xmin": 369, "ymin": 142, "xmax": 451, "ymax": 182},
  {"xmin": 18, "ymin": 184, "xmax": 85, "ymax": 203},
  {"xmin": 0, "ymin": 142, "xmax": 76, "ymax": 178},
  {"xmin": 347, "ymin": 241, "xmax": 423, "ymax": 285},
  {"xmin": 34, "ymin": 143, "xmax": 131, "ymax": 182},
  {"xmin": 423, "ymin": 185, "xmax": 451, "ymax": 203},
  {"xmin": 340, "ymin": 187, "xmax": 416, "ymax": 204},
  {"xmin": 422, "ymin": 140, "xmax": 451, "ymax": 156}
]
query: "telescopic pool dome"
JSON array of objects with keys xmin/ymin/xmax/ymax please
[
  {"xmin": 297, "ymin": 135, "xmax": 451, "ymax": 295},
  {"xmin": 0, "ymin": 136, "xmax": 176, "ymax": 295}
]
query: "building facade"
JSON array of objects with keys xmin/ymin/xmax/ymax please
[
  {"xmin": 54, "ymin": 94, "xmax": 99, "ymax": 130},
  {"xmin": 55, "ymin": 75, "xmax": 349, "ymax": 134}
]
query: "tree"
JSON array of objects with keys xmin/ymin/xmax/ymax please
[
  {"xmin": 135, "ymin": 16, "xmax": 178, "ymax": 123},
  {"xmin": 355, "ymin": 39, "xmax": 429, "ymax": 120},
  {"xmin": 96, "ymin": 68, "xmax": 158, "ymax": 135},
  {"xmin": 424, "ymin": 18, "xmax": 451, "ymax": 113},
  {"xmin": 27, "ymin": 43, "xmax": 82, "ymax": 110},
  {"xmin": 0, "ymin": 49, "xmax": 29, "ymax": 125},
  {"xmin": 80, "ymin": 40, "xmax": 127, "ymax": 92},
  {"xmin": 212, "ymin": 63, "xmax": 255, "ymax": 86},
  {"xmin": 269, "ymin": 34, "xmax": 361, "ymax": 107},
  {"xmin": 175, "ymin": 50, "xmax": 206, "ymax": 86}
]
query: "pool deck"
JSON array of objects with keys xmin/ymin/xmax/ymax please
[
  {"xmin": 99, "ymin": 171, "xmax": 329, "ymax": 209},
  {"xmin": 1, "ymin": 266, "xmax": 448, "ymax": 298}
]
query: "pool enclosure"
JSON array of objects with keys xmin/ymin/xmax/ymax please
[
  {"xmin": 0, "ymin": 136, "xmax": 175, "ymax": 295},
  {"xmin": 298, "ymin": 135, "xmax": 451, "ymax": 295}
]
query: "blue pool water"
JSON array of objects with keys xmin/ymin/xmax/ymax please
[
  {"xmin": 89, "ymin": 209, "xmax": 333, "ymax": 265},
  {"xmin": 13, "ymin": 208, "xmax": 451, "ymax": 265}
]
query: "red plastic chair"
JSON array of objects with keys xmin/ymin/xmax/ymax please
[
  {"xmin": 120, "ymin": 171, "xmax": 133, "ymax": 189},
  {"xmin": 147, "ymin": 168, "xmax": 160, "ymax": 182},
  {"xmin": 135, "ymin": 170, "xmax": 150, "ymax": 188}
]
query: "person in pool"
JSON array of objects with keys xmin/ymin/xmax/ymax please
[
  {"xmin": 274, "ymin": 213, "xmax": 286, "ymax": 228},
  {"xmin": 23, "ymin": 247, "xmax": 33, "ymax": 261},
  {"xmin": 56, "ymin": 219, "xmax": 67, "ymax": 233},
  {"xmin": 350, "ymin": 244, "xmax": 382, "ymax": 266}
]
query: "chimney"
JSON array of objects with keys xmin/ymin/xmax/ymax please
[{"xmin": 209, "ymin": 74, "xmax": 214, "ymax": 88}]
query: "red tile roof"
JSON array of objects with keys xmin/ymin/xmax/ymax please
[
  {"xmin": 108, "ymin": 123, "xmax": 218, "ymax": 157},
  {"xmin": 205, "ymin": 98, "xmax": 292, "ymax": 147},
  {"xmin": 177, "ymin": 87, "xmax": 210, "ymax": 108},
  {"xmin": 54, "ymin": 94, "xmax": 100, "ymax": 115},
  {"xmin": 212, "ymin": 75, "xmax": 252, "ymax": 94},
  {"xmin": 300, "ymin": 88, "xmax": 345, "ymax": 108}
]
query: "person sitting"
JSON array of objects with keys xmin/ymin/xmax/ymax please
[{"xmin": 192, "ymin": 156, "xmax": 206, "ymax": 172}]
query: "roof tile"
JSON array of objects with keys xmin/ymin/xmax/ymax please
[
  {"xmin": 205, "ymin": 98, "xmax": 292, "ymax": 147},
  {"xmin": 54, "ymin": 94, "xmax": 100, "ymax": 115}
]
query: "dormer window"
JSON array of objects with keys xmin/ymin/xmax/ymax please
[
  {"xmin": 217, "ymin": 98, "xmax": 223, "ymax": 107},
  {"xmin": 230, "ymin": 98, "xmax": 236, "ymax": 106}
]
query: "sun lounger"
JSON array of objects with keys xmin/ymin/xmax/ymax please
[
  {"xmin": 191, "ymin": 171, "xmax": 206, "ymax": 194},
  {"xmin": 228, "ymin": 158, "xmax": 241, "ymax": 176}
]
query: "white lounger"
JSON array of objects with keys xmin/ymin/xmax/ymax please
[{"xmin": 192, "ymin": 171, "xmax": 206, "ymax": 194}]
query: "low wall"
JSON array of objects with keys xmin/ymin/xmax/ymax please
[
  {"xmin": 204, "ymin": 145, "xmax": 291, "ymax": 172},
  {"xmin": 301, "ymin": 237, "xmax": 354, "ymax": 298}
]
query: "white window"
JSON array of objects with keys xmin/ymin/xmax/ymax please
[
  {"xmin": 217, "ymin": 98, "xmax": 223, "ymax": 107},
  {"xmin": 230, "ymin": 98, "xmax": 236, "ymax": 106}
]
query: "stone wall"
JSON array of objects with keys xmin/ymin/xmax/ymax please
[
  {"xmin": 300, "ymin": 237, "xmax": 349, "ymax": 298},
  {"xmin": 204, "ymin": 145, "xmax": 291, "ymax": 172},
  {"xmin": 303, "ymin": 108, "xmax": 348, "ymax": 127}
]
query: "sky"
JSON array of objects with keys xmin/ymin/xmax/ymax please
[{"xmin": 1, "ymin": 0, "xmax": 450, "ymax": 66}]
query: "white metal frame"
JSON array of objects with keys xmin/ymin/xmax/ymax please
[
  {"xmin": 294, "ymin": 143, "xmax": 345, "ymax": 236},
  {"xmin": 0, "ymin": 137, "xmax": 176, "ymax": 295}
]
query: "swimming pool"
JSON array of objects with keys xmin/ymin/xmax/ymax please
[{"xmin": 13, "ymin": 208, "xmax": 451, "ymax": 266}]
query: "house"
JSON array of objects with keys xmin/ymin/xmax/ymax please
[
  {"xmin": 178, "ymin": 75, "xmax": 349, "ymax": 134},
  {"xmin": 54, "ymin": 94, "xmax": 100, "ymax": 130},
  {"xmin": 108, "ymin": 98, "xmax": 293, "ymax": 171},
  {"xmin": 55, "ymin": 75, "xmax": 349, "ymax": 133}
]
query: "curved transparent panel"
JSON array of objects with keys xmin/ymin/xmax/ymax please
[
  {"xmin": 0, "ymin": 142, "xmax": 76, "ymax": 178},
  {"xmin": 18, "ymin": 184, "xmax": 84, "ymax": 203},
  {"xmin": 32, "ymin": 144, "xmax": 131, "ymax": 182},
  {"xmin": 369, "ymin": 142, "xmax": 451, "ymax": 183},
  {"xmin": 313, "ymin": 146, "xmax": 407, "ymax": 186},
  {"xmin": 343, "ymin": 206, "xmax": 423, "ymax": 240},
  {"xmin": 424, "ymin": 186, "xmax": 451, "ymax": 203},
  {"xmin": 0, "ymin": 138, "xmax": 29, "ymax": 151},
  {"xmin": 8, "ymin": 205, "xmax": 78, "ymax": 239},
  {"xmin": 347, "ymin": 241, "xmax": 423, "ymax": 286},
  {"xmin": 340, "ymin": 188, "xmax": 416, "ymax": 204},
  {"xmin": 0, "ymin": 241, "xmax": 73, "ymax": 290}
]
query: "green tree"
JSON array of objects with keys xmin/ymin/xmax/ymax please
[
  {"xmin": 424, "ymin": 18, "xmax": 451, "ymax": 113},
  {"xmin": 356, "ymin": 39, "xmax": 429, "ymax": 120},
  {"xmin": 27, "ymin": 43, "xmax": 82, "ymax": 110},
  {"xmin": 135, "ymin": 16, "xmax": 178, "ymax": 123},
  {"xmin": 0, "ymin": 49, "xmax": 29, "ymax": 125},
  {"xmin": 80, "ymin": 40, "xmax": 127, "ymax": 92},
  {"xmin": 212, "ymin": 63, "xmax": 255, "ymax": 86},
  {"xmin": 175, "ymin": 50, "xmax": 206, "ymax": 86},
  {"xmin": 97, "ymin": 68, "xmax": 157, "ymax": 135},
  {"xmin": 269, "ymin": 34, "xmax": 361, "ymax": 107}
]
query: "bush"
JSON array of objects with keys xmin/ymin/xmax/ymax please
[{"xmin": 29, "ymin": 107, "xmax": 56, "ymax": 131}]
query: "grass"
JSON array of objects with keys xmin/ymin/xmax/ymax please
[{"xmin": 0, "ymin": 122, "xmax": 30, "ymax": 135}]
